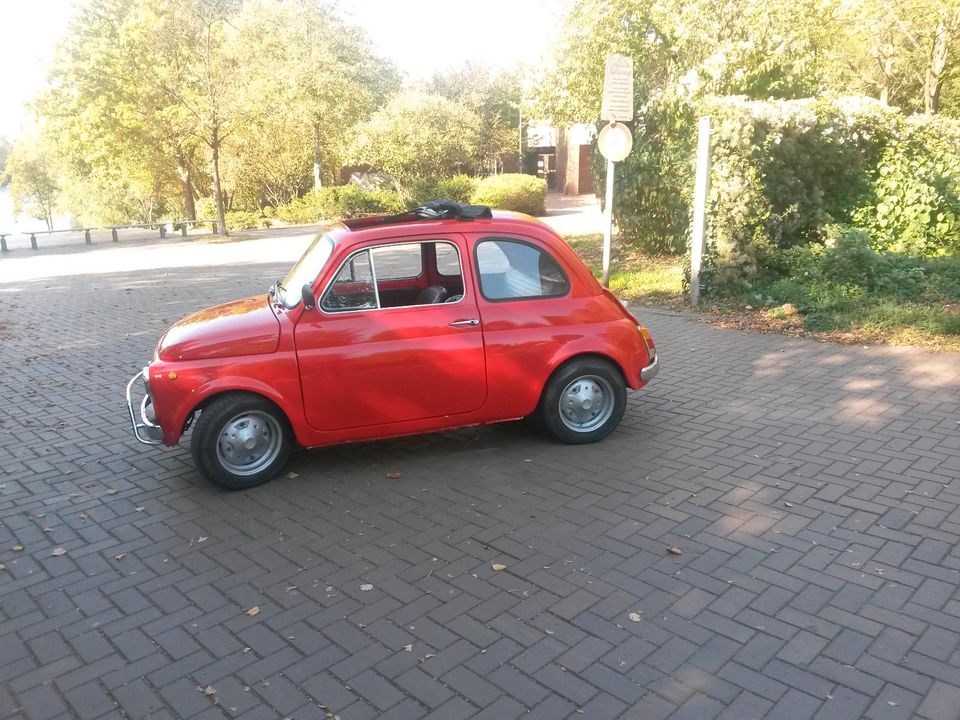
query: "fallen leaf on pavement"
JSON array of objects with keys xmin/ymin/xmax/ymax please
[
  {"xmin": 197, "ymin": 537, "xmax": 208, "ymax": 543},
  {"xmin": 115, "ymin": 553, "xmax": 127, "ymax": 561},
  {"xmin": 286, "ymin": 472, "xmax": 299, "ymax": 479},
  {"xmin": 135, "ymin": 507, "xmax": 144, "ymax": 512},
  {"xmin": 106, "ymin": 488, "xmax": 118, "ymax": 495},
  {"xmin": 491, "ymin": 563, "xmax": 507, "ymax": 571},
  {"xmin": 202, "ymin": 685, "xmax": 216, "ymax": 696},
  {"xmin": 628, "ymin": 612, "xmax": 643, "ymax": 622},
  {"xmin": 12, "ymin": 544, "xmax": 23, "ymax": 552},
  {"xmin": 359, "ymin": 584, "xmax": 373, "ymax": 591},
  {"xmin": 385, "ymin": 472, "xmax": 402, "ymax": 479},
  {"xmin": 51, "ymin": 547, "xmax": 66, "ymax": 556},
  {"xmin": 402, "ymin": 644, "xmax": 413, "ymax": 652},
  {"xmin": 246, "ymin": 606, "xmax": 260, "ymax": 616},
  {"xmin": 666, "ymin": 546, "xmax": 683, "ymax": 556}
]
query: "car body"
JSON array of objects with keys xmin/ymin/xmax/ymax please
[{"xmin": 127, "ymin": 202, "xmax": 658, "ymax": 488}]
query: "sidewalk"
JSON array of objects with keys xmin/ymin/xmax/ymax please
[{"xmin": 541, "ymin": 192, "xmax": 602, "ymax": 236}]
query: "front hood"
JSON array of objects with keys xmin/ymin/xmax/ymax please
[{"xmin": 157, "ymin": 295, "xmax": 280, "ymax": 361}]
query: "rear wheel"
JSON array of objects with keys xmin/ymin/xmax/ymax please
[
  {"xmin": 540, "ymin": 358, "xmax": 626, "ymax": 444},
  {"xmin": 191, "ymin": 393, "xmax": 293, "ymax": 489}
]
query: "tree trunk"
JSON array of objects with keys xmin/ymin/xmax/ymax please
[
  {"xmin": 176, "ymin": 155, "xmax": 197, "ymax": 221},
  {"xmin": 211, "ymin": 127, "xmax": 228, "ymax": 236},
  {"xmin": 879, "ymin": 53, "xmax": 894, "ymax": 105},
  {"xmin": 924, "ymin": 19, "xmax": 950, "ymax": 114},
  {"xmin": 313, "ymin": 121, "xmax": 322, "ymax": 190}
]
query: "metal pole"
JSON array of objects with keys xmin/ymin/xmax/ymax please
[
  {"xmin": 690, "ymin": 116, "xmax": 712, "ymax": 306},
  {"xmin": 602, "ymin": 158, "xmax": 615, "ymax": 287}
]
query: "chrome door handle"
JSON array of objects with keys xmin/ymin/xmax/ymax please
[{"xmin": 449, "ymin": 319, "xmax": 480, "ymax": 327}]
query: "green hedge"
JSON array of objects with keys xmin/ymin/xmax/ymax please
[
  {"xmin": 470, "ymin": 173, "xmax": 546, "ymax": 215},
  {"xmin": 275, "ymin": 185, "xmax": 403, "ymax": 224},
  {"xmin": 409, "ymin": 175, "xmax": 476, "ymax": 206},
  {"xmin": 614, "ymin": 95, "xmax": 960, "ymax": 290},
  {"xmin": 224, "ymin": 209, "xmax": 271, "ymax": 230}
]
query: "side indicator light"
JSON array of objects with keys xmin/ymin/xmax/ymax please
[
  {"xmin": 638, "ymin": 327, "xmax": 655, "ymax": 353},
  {"xmin": 167, "ymin": 371, "xmax": 179, "ymax": 381}
]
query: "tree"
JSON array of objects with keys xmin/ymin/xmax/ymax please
[
  {"xmin": 6, "ymin": 133, "xmax": 59, "ymax": 230},
  {"xmin": 0, "ymin": 139, "xmax": 11, "ymax": 185},
  {"xmin": 226, "ymin": 0, "xmax": 398, "ymax": 203},
  {"xmin": 350, "ymin": 92, "xmax": 481, "ymax": 191},
  {"xmin": 430, "ymin": 64, "xmax": 523, "ymax": 173}
]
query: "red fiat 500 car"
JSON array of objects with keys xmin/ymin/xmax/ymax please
[{"xmin": 126, "ymin": 202, "xmax": 658, "ymax": 489}]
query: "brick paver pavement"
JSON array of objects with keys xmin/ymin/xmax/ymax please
[{"xmin": 1, "ymin": 256, "xmax": 958, "ymax": 719}]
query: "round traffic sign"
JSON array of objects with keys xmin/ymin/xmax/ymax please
[{"xmin": 597, "ymin": 122, "xmax": 633, "ymax": 162}]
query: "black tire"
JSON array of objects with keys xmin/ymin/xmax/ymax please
[
  {"xmin": 190, "ymin": 393, "xmax": 293, "ymax": 490},
  {"xmin": 539, "ymin": 357, "xmax": 626, "ymax": 444}
]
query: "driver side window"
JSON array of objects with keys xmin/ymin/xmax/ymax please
[{"xmin": 320, "ymin": 250, "xmax": 377, "ymax": 312}]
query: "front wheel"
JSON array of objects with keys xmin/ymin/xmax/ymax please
[
  {"xmin": 540, "ymin": 358, "xmax": 626, "ymax": 444},
  {"xmin": 191, "ymin": 393, "xmax": 293, "ymax": 489}
]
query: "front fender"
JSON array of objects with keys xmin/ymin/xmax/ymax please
[{"xmin": 148, "ymin": 351, "xmax": 306, "ymax": 446}]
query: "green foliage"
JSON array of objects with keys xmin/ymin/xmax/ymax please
[
  {"xmin": 350, "ymin": 92, "xmax": 481, "ymax": 190},
  {"xmin": 5, "ymin": 134, "xmax": 59, "ymax": 230},
  {"xmin": 224, "ymin": 210, "xmax": 270, "ymax": 230},
  {"xmin": 613, "ymin": 95, "xmax": 957, "ymax": 290},
  {"xmin": 429, "ymin": 64, "xmax": 522, "ymax": 173},
  {"xmin": 409, "ymin": 175, "xmax": 477, "ymax": 206},
  {"xmin": 0, "ymin": 138, "xmax": 12, "ymax": 186},
  {"xmin": 22, "ymin": 0, "xmax": 396, "ymax": 228},
  {"xmin": 274, "ymin": 185, "xmax": 403, "ymax": 224},
  {"xmin": 858, "ymin": 115, "xmax": 960, "ymax": 256},
  {"xmin": 751, "ymin": 225, "xmax": 960, "ymax": 322},
  {"xmin": 470, "ymin": 174, "xmax": 547, "ymax": 215},
  {"xmin": 603, "ymin": 94, "xmax": 696, "ymax": 254}
]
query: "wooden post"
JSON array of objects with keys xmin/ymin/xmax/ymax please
[
  {"xmin": 111, "ymin": 227, "xmax": 119, "ymax": 242},
  {"xmin": 181, "ymin": 223, "xmax": 188, "ymax": 237},
  {"xmin": 690, "ymin": 116, "xmax": 712, "ymax": 306},
  {"xmin": 0, "ymin": 235, "xmax": 7, "ymax": 253},
  {"xmin": 602, "ymin": 158, "xmax": 615, "ymax": 286},
  {"xmin": 159, "ymin": 223, "xmax": 166, "ymax": 239},
  {"xmin": 84, "ymin": 229, "xmax": 92, "ymax": 245},
  {"xmin": 30, "ymin": 233, "xmax": 38, "ymax": 250}
]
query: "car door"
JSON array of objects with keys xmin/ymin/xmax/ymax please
[{"xmin": 294, "ymin": 234, "xmax": 487, "ymax": 431}]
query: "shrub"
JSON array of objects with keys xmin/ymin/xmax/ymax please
[
  {"xmin": 224, "ymin": 209, "xmax": 269, "ymax": 230},
  {"xmin": 274, "ymin": 185, "xmax": 404, "ymax": 224},
  {"xmin": 409, "ymin": 175, "xmax": 477, "ymax": 206},
  {"xmin": 615, "ymin": 94, "xmax": 960, "ymax": 288},
  {"xmin": 857, "ymin": 115, "xmax": 960, "ymax": 257},
  {"xmin": 470, "ymin": 173, "xmax": 546, "ymax": 215}
]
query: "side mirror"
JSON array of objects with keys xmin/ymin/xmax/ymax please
[{"xmin": 301, "ymin": 284, "xmax": 316, "ymax": 310}]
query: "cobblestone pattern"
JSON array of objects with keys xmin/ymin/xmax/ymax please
[{"xmin": 0, "ymin": 261, "xmax": 958, "ymax": 719}]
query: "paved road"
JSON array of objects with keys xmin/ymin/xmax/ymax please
[{"xmin": 1, "ymin": 244, "xmax": 959, "ymax": 720}]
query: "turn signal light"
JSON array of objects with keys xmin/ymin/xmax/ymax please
[
  {"xmin": 638, "ymin": 327, "xmax": 655, "ymax": 353},
  {"xmin": 167, "ymin": 371, "xmax": 178, "ymax": 381}
]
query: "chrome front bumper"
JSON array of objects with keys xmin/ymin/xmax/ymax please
[
  {"xmin": 640, "ymin": 353, "xmax": 659, "ymax": 382},
  {"xmin": 126, "ymin": 368, "xmax": 163, "ymax": 445}
]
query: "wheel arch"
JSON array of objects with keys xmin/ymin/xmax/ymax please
[
  {"xmin": 177, "ymin": 386, "xmax": 299, "ymax": 444},
  {"xmin": 538, "ymin": 351, "xmax": 628, "ymax": 407}
]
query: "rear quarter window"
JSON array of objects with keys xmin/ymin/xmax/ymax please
[{"xmin": 475, "ymin": 238, "xmax": 570, "ymax": 301}]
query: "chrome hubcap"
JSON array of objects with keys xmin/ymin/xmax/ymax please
[
  {"xmin": 216, "ymin": 411, "xmax": 282, "ymax": 476},
  {"xmin": 559, "ymin": 374, "xmax": 615, "ymax": 432}
]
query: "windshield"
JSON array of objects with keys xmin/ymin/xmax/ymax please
[{"xmin": 279, "ymin": 233, "xmax": 335, "ymax": 308}]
